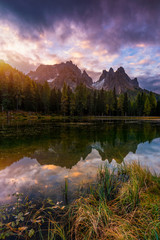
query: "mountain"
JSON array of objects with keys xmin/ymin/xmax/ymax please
[
  {"xmin": 28, "ymin": 61, "xmax": 93, "ymax": 90},
  {"xmin": 2, "ymin": 59, "xmax": 158, "ymax": 98},
  {"xmin": 92, "ymin": 67, "xmax": 140, "ymax": 94},
  {"xmin": 28, "ymin": 61, "xmax": 141, "ymax": 94},
  {"xmin": 0, "ymin": 60, "xmax": 141, "ymax": 95}
]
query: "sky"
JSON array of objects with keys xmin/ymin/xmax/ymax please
[{"xmin": 0, "ymin": 0, "xmax": 160, "ymax": 92}]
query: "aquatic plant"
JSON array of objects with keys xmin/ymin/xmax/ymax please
[{"xmin": 0, "ymin": 162, "xmax": 159, "ymax": 239}]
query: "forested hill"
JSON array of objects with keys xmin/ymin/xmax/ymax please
[{"xmin": 0, "ymin": 60, "xmax": 160, "ymax": 116}]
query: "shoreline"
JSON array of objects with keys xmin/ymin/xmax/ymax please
[{"xmin": 0, "ymin": 111, "xmax": 160, "ymax": 122}]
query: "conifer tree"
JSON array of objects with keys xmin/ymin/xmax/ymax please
[
  {"xmin": 61, "ymin": 82, "xmax": 69, "ymax": 116},
  {"xmin": 42, "ymin": 81, "xmax": 51, "ymax": 113},
  {"xmin": 144, "ymin": 97, "xmax": 151, "ymax": 116},
  {"xmin": 123, "ymin": 92, "xmax": 129, "ymax": 116},
  {"xmin": 118, "ymin": 94, "xmax": 124, "ymax": 115},
  {"xmin": 149, "ymin": 92, "xmax": 157, "ymax": 115}
]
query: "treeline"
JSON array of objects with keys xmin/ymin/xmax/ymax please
[{"xmin": 0, "ymin": 68, "xmax": 160, "ymax": 116}]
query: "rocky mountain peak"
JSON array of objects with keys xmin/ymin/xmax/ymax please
[
  {"xmin": 116, "ymin": 66, "xmax": 125, "ymax": 73},
  {"xmin": 98, "ymin": 70, "xmax": 108, "ymax": 82},
  {"xmin": 131, "ymin": 78, "xmax": 139, "ymax": 88},
  {"xmin": 82, "ymin": 70, "xmax": 93, "ymax": 86},
  {"xmin": 28, "ymin": 61, "xmax": 140, "ymax": 94},
  {"xmin": 109, "ymin": 67, "xmax": 114, "ymax": 74},
  {"xmin": 94, "ymin": 66, "xmax": 140, "ymax": 94},
  {"xmin": 66, "ymin": 60, "xmax": 73, "ymax": 65},
  {"xmin": 103, "ymin": 70, "xmax": 107, "ymax": 75},
  {"xmin": 28, "ymin": 61, "xmax": 93, "ymax": 90},
  {"xmin": 82, "ymin": 70, "xmax": 87, "ymax": 75}
]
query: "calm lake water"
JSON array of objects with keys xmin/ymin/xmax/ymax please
[{"xmin": 0, "ymin": 120, "xmax": 160, "ymax": 204}]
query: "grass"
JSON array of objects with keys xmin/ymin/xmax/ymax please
[
  {"xmin": 64, "ymin": 178, "xmax": 69, "ymax": 205},
  {"xmin": 0, "ymin": 162, "xmax": 160, "ymax": 239}
]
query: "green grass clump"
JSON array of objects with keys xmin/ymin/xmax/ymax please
[
  {"xmin": 0, "ymin": 162, "xmax": 160, "ymax": 239},
  {"xmin": 68, "ymin": 162, "xmax": 160, "ymax": 240}
]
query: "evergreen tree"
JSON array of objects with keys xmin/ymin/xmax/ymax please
[
  {"xmin": 8, "ymin": 72, "xmax": 15, "ymax": 110},
  {"xmin": 67, "ymin": 86, "xmax": 72, "ymax": 115},
  {"xmin": 118, "ymin": 94, "xmax": 124, "ymax": 115},
  {"xmin": 86, "ymin": 90, "xmax": 94, "ymax": 115},
  {"xmin": 75, "ymin": 83, "xmax": 88, "ymax": 115},
  {"xmin": 93, "ymin": 90, "xmax": 98, "ymax": 115},
  {"xmin": 135, "ymin": 92, "xmax": 145, "ymax": 116},
  {"xmin": 144, "ymin": 97, "xmax": 151, "ymax": 116},
  {"xmin": 23, "ymin": 79, "xmax": 36, "ymax": 111},
  {"xmin": 34, "ymin": 83, "xmax": 43, "ymax": 112},
  {"xmin": 50, "ymin": 88, "xmax": 57, "ymax": 113},
  {"xmin": 123, "ymin": 92, "xmax": 129, "ymax": 116},
  {"xmin": 149, "ymin": 92, "xmax": 157, "ymax": 115},
  {"xmin": 0, "ymin": 61, "xmax": 160, "ymax": 117},
  {"xmin": 96, "ymin": 89, "xmax": 104, "ymax": 115},
  {"xmin": 156, "ymin": 100, "xmax": 160, "ymax": 116},
  {"xmin": 42, "ymin": 82, "xmax": 51, "ymax": 113},
  {"xmin": 61, "ymin": 82, "xmax": 69, "ymax": 116},
  {"xmin": 14, "ymin": 73, "xmax": 23, "ymax": 110},
  {"xmin": 70, "ymin": 92, "xmax": 76, "ymax": 116},
  {"xmin": 113, "ymin": 88, "xmax": 117, "ymax": 116},
  {"xmin": 106, "ymin": 91, "xmax": 114, "ymax": 115}
]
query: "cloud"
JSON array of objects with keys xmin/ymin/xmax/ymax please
[
  {"xmin": 0, "ymin": 150, "xmax": 109, "ymax": 203},
  {"xmin": 4, "ymin": 51, "xmax": 38, "ymax": 73},
  {"xmin": 138, "ymin": 75, "xmax": 160, "ymax": 94},
  {"xmin": 0, "ymin": 0, "xmax": 160, "ymax": 52},
  {"xmin": 124, "ymin": 138, "xmax": 160, "ymax": 174},
  {"xmin": 70, "ymin": 51, "xmax": 84, "ymax": 59},
  {"xmin": 0, "ymin": 21, "xmax": 64, "ymax": 73},
  {"xmin": 0, "ymin": 0, "xmax": 160, "ymax": 92},
  {"xmin": 84, "ymin": 70, "xmax": 101, "ymax": 82},
  {"xmin": 138, "ymin": 59, "xmax": 155, "ymax": 65}
]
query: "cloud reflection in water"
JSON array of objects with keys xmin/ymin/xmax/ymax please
[
  {"xmin": 125, "ymin": 138, "xmax": 160, "ymax": 174},
  {"xmin": 0, "ymin": 138, "xmax": 160, "ymax": 204},
  {"xmin": 0, "ymin": 150, "xmax": 108, "ymax": 203}
]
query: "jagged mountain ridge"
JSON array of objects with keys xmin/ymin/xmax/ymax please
[
  {"xmin": 93, "ymin": 67, "xmax": 139, "ymax": 94},
  {"xmin": 0, "ymin": 59, "xmax": 155, "ymax": 96},
  {"xmin": 28, "ymin": 61, "xmax": 93, "ymax": 90},
  {"xmin": 28, "ymin": 61, "xmax": 140, "ymax": 94}
]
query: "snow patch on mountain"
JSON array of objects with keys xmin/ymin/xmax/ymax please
[{"xmin": 92, "ymin": 79, "xmax": 105, "ymax": 90}]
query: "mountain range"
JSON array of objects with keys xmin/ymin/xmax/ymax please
[
  {"xmin": 0, "ymin": 59, "xmax": 159, "ymax": 97},
  {"xmin": 28, "ymin": 61, "xmax": 92, "ymax": 90},
  {"xmin": 28, "ymin": 61, "xmax": 140, "ymax": 94}
]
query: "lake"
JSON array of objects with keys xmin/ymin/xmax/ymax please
[{"xmin": 0, "ymin": 119, "xmax": 160, "ymax": 204}]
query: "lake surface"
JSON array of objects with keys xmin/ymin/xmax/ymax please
[{"xmin": 0, "ymin": 119, "xmax": 160, "ymax": 204}]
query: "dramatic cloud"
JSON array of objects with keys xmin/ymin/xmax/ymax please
[
  {"xmin": 1, "ymin": 0, "xmax": 160, "ymax": 51},
  {"xmin": 125, "ymin": 138, "xmax": 160, "ymax": 174},
  {"xmin": 0, "ymin": 0, "xmax": 160, "ymax": 90},
  {"xmin": 138, "ymin": 75, "xmax": 160, "ymax": 94},
  {"xmin": 0, "ymin": 150, "xmax": 109, "ymax": 202}
]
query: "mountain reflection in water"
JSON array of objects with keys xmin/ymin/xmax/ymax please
[{"xmin": 0, "ymin": 120, "xmax": 160, "ymax": 203}]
